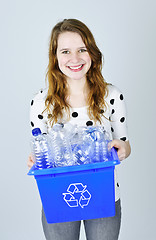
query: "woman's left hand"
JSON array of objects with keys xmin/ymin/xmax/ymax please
[{"xmin": 108, "ymin": 139, "xmax": 131, "ymax": 161}]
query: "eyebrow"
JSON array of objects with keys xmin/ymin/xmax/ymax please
[
  {"xmin": 59, "ymin": 46, "xmax": 87, "ymax": 52},
  {"xmin": 59, "ymin": 48, "xmax": 70, "ymax": 52}
]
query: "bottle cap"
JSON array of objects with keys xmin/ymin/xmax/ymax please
[{"xmin": 32, "ymin": 128, "xmax": 42, "ymax": 136}]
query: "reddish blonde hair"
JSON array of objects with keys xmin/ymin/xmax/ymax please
[{"xmin": 45, "ymin": 19, "xmax": 108, "ymax": 125}]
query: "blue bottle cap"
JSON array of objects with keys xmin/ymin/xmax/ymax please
[{"xmin": 32, "ymin": 128, "xmax": 42, "ymax": 136}]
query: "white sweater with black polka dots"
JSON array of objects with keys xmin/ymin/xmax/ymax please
[{"xmin": 30, "ymin": 84, "xmax": 129, "ymax": 201}]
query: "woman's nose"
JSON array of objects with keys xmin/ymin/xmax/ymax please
[{"xmin": 70, "ymin": 52, "xmax": 80, "ymax": 63}]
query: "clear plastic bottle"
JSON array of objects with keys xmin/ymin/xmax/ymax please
[
  {"xmin": 31, "ymin": 128, "xmax": 54, "ymax": 169},
  {"xmin": 59, "ymin": 130, "xmax": 75, "ymax": 166},
  {"xmin": 48, "ymin": 124, "xmax": 63, "ymax": 167},
  {"xmin": 93, "ymin": 127, "xmax": 111, "ymax": 162},
  {"xmin": 48, "ymin": 123, "xmax": 75, "ymax": 167},
  {"xmin": 72, "ymin": 127, "xmax": 94, "ymax": 165}
]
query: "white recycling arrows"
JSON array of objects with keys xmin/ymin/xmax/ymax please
[{"xmin": 63, "ymin": 183, "xmax": 91, "ymax": 208}]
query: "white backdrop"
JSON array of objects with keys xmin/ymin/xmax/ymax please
[{"xmin": 0, "ymin": 0, "xmax": 156, "ymax": 239}]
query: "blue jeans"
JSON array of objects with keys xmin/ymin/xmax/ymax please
[{"xmin": 42, "ymin": 199, "xmax": 121, "ymax": 240}]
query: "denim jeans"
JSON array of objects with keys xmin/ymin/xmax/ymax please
[{"xmin": 42, "ymin": 199, "xmax": 121, "ymax": 240}]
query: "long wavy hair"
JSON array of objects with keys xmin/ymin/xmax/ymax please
[{"xmin": 45, "ymin": 18, "xmax": 108, "ymax": 126}]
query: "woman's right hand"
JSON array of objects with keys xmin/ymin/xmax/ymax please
[{"xmin": 27, "ymin": 153, "xmax": 35, "ymax": 169}]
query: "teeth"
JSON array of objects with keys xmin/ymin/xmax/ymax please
[{"xmin": 69, "ymin": 65, "xmax": 83, "ymax": 70}]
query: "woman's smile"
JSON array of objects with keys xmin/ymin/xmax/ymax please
[{"xmin": 67, "ymin": 64, "xmax": 85, "ymax": 72}]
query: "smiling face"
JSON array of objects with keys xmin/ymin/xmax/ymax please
[{"xmin": 56, "ymin": 32, "xmax": 92, "ymax": 83}]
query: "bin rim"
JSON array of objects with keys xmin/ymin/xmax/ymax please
[{"xmin": 28, "ymin": 147, "xmax": 120, "ymax": 176}]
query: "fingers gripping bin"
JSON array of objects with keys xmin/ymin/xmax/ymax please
[{"xmin": 28, "ymin": 148, "xmax": 120, "ymax": 223}]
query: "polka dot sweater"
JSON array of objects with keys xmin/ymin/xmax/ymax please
[{"xmin": 30, "ymin": 84, "xmax": 129, "ymax": 201}]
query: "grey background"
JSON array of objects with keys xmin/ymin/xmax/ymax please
[{"xmin": 0, "ymin": 0, "xmax": 156, "ymax": 239}]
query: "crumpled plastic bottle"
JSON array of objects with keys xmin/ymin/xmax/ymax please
[
  {"xmin": 72, "ymin": 126, "xmax": 95, "ymax": 165},
  {"xmin": 91, "ymin": 126, "xmax": 111, "ymax": 163},
  {"xmin": 48, "ymin": 123, "xmax": 76, "ymax": 167}
]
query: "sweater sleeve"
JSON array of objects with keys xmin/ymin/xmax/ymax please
[
  {"xmin": 30, "ymin": 89, "xmax": 48, "ymax": 134},
  {"xmin": 108, "ymin": 85, "xmax": 129, "ymax": 141}
]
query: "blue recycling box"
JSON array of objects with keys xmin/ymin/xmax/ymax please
[{"xmin": 28, "ymin": 147, "xmax": 120, "ymax": 223}]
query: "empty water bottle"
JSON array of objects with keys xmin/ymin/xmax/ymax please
[
  {"xmin": 48, "ymin": 124, "xmax": 63, "ymax": 167},
  {"xmin": 93, "ymin": 126, "xmax": 111, "ymax": 162},
  {"xmin": 48, "ymin": 123, "xmax": 75, "ymax": 167},
  {"xmin": 31, "ymin": 128, "xmax": 54, "ymax": 169},
  {"xmin": 60, "ymin": 130, "xmax": 75, "ymax": 166},
  {"xmin": 72, "ymin": 127, "xmax": 94, "ymax": 165}
]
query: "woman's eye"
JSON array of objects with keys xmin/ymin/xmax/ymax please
[
  {"xmin": 62, "ymin": 50, "xmax": 70, "ymax": 54},
  {"xmin": 79, "ymin": 48, "xmax": 87, "ymax": 53}
]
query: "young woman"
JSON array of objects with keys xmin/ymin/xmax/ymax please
[{"xmin": 28, "ymin": 19, "xmax": 131, "ymax": 240}]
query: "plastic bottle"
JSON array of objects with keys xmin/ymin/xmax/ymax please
[
  {"xmin": 60, "ymin": 130, "xmax": 75, "ymax": 166},
  {"xmin": 48, "ymin": 123, "xmax": 75, "ymax": 167},
  {"xmin": 93, "ymin": 127, "xmax": 110, "ymax": 162},
  {"xmin": 48, "ymin": 124, "xmax": 63, "ymax": 167},
  {"xmin": 31, "ymin": 128, "xmax": 54, "ymax": 169},
  {"xmin": 72, "ymin": 127, "xmax": 94, "ymax": 165}
]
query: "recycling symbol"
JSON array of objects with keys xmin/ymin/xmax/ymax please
[{"xmin": 63, "ymin": 183, "xmax": 91, "ymax": 208}]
